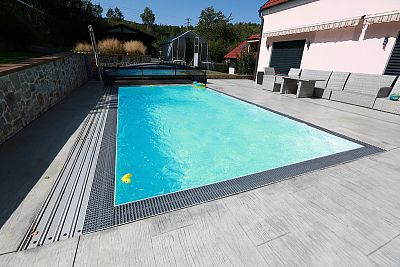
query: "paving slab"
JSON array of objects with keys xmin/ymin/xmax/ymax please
[{"xmin": 0, "ymin": 237, "xmax": 78, "ymax": 267}]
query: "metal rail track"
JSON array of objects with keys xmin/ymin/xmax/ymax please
[{"xmin": 19, "ymin": 87, "xmax": 111, "ymax": 250}]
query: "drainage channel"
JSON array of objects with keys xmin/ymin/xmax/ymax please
[{"xmin": 19, "ymin": 87, "xmax": 112, "ymax": 250}]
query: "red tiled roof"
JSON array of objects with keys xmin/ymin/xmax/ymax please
[
  {"xmin": 224, "ymin": 40, "xmax": 249, "ymax": 59},
  {"xmin": 246, "ymin": 34, "xmax": 261, "ymax": 41},
  {"xmin": 259, "ymin": 0, "xmax": 289, "ymax": 11}
]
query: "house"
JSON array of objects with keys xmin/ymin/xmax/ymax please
[
  {"xmin": 160, "ymin": 31, "xmax": 209, "ymax": 67},
  {"xmin": 224, "ymin": 34, "xmax": 260, "ymax": 74},
  {"xmin": 102, "ymin": 24, "xmax": 156, "ymax": 47},
  {"xmin": 256, "ymin": 0, "xmax": 400, "ymax": 75}
]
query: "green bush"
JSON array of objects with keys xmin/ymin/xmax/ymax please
[{"xmin": 236, "ymin": 49, "xmax": 256, "ymax": 75}]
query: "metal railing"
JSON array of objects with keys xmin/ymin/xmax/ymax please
[{"xmin": 103, "ymin": 63, "xmax": 207, "ymax": 85}]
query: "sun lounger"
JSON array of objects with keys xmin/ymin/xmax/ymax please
[
  {"xmin": 262, "ymin": 67, "xmax": 278, "ymax": 91},
  {"xmin": 262, "ymin": 67, "xmax": 296, "ymax": 92},
  {"xmin": 294, "ymin": 69, "xmax": 332, "ymax": 98},
  {"xmin": 277, "ymin": 68, "xmax": 302, "ymax": 94},
  {"xmin": 330, "ymin": 73, "xmax": 396, "ymax": 108},
  {"xmin": 280, "ymin": 69, "xmax": 330, "ymax": 97},
  {"xmin": 286, "ymin": 68, "xmax": 301, "ymax": 77},
  {"xmin": 373, "ymin": 77, "xmax": 400, "ymax": 114},
  {"xmin": 313, "ymin": 71, "xmax": 349, "ymax": 99}
]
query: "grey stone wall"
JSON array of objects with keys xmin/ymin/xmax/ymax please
[
  {"xmin": 87, "ymin": 54, "xmax": 151, "ymax": 67},
  {"xmin": 98, "ymin": 54, "xmax": 151, "ymax": 67},
  {"xmin": 0, "ymin": 54, "xmax": 88, "ymax": 144}
]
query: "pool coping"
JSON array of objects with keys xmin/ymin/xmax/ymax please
[{"xmin": 82, "ymin": 85, "xmax": 384, "ymax": 234}]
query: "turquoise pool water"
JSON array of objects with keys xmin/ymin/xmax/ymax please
[{"xmin": 115, "ymin": 85, "xmax": 362, "ymax": 205}]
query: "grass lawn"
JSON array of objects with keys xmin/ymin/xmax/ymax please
[
  {"xmin": 0, "ymin": 51, "xmax": 44, "ymax": 64},
  {"xmin": 205, "ymin": 70, "xmax": 229, "ymax": 76}
]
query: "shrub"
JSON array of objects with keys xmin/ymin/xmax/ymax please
[
  {"xmin": 97, "ymin": 38, "xmax": 124, "ymax": 54},
  {"xmin": 123, "ymin": 41, "xmax": 147, "ymax": 55},
  {"xmin": 236, "ymin": 49, "xmax": 256, "ymax": 75},
  {"xmin": 74, "ymin": 42, "xmax": 93, "ymax": 53}
]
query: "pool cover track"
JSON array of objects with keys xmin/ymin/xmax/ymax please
[{"xmin": 22, "ymin": 85, "xmax": 384, "ymax": 250}]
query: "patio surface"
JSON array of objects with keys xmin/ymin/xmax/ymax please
[{"xmin": 1, "ymin": 79, "xmax": 400, "ymax": 266}]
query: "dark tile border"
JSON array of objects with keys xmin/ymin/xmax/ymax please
[{"xmin": 83, "ymin": 86, "xmax": 384, "ymax": 234}]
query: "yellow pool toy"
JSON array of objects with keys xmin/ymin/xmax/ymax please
[
  {"xmin": 121, "ymin": 173, "xmax": 132, "ymax": 184},
  {"xmin": 192, "ymin": 81, "xmax": 206, "ymax": 88}
]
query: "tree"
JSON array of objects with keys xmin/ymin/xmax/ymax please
[
  {"xmin": 196, "ymin": 6, "xmax": 236, "ymax": 62},
  {"xmin": 3, "ymin": 0, "xmax": 108, "ymax": 47},
  {"xmin": 208, "ymin": 39, "xmax": 229, "ymax": 64},
  {"xmin": 114, "ymin": 7, "xmax": 124, "ymax": 20},
  {"xmin": 196, "ymin": 6, "xmax": 233, "ymax": 42},
  {"xmin": 232, "ymin": 22, "xmax": 261, "ymax": 43},
  {"xmin": 92, "ymin": 4, "xmax": 103, "ymax": 18},
  {"xmin": 236, "ymin": 48, "xmax": 256, "ymax": 75},
  {"xmin": 106, "ymin": 8, "xmax": 114, "ymax": 19},
  {"xmin": 140, "ymin": 7, "xmax": 155, "ymax": 31},
  {"xmin": 106, "ymin": 7, "xmax": 124, "ymax": 21}
]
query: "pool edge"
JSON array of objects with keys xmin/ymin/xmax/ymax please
[{"xmin": 82, "ymin": 85, "xmax": 384, "ymax": 234}]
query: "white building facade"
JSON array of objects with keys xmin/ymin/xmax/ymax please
[{"xmin": 256, "ymin": 0, "xmax": 400, "ymax": 75}]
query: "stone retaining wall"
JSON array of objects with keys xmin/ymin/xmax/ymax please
[
  {"xmin": 87, "ymin": 54, "xmax": 152, "ymax": 67},
  {"xmin": 99, "ymin": 54, "xmax": 152, "ymax": 66},
  {"xmin": 0, "ymin": 54, "xmax": 88, "ymax": 144}
]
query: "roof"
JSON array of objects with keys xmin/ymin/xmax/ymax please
[
  {"xmin": 259, "ymin": 0, "xmax": 289, "ymax": 12},
  {"xmin": 246, "ymin": 34, "xmax": 261, "ymax": 41},
  {"xmin": 160, "ymin": 30, "xmax": 206, "ymax": 45},
  {"xmin": 224, "ymin": 34, "xmax": 260, "ymax": 59},
  {"xmin": 224, "ymin": 41, "xmax": 249, "ymax": 59},
  {"xmin": 104, "ymin": 24, "xmax": 156, "ymax": 42}
]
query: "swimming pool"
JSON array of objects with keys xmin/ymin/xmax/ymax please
[
  {"xmin": 115, "ymin": 85, "xmax": 362, "ymax": 205},
  {"xmin": 116, "ymin": 68, "xmax": 189, "ymax": 76}
]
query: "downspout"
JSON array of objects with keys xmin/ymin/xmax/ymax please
[{"xmin": 253, "ymin": 9, "xmax": 265, "ymax": 81}]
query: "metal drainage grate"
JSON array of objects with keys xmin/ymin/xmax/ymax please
[{"xmin": 82, "ymin": 86, "xmax": 384, "ymax": 234}]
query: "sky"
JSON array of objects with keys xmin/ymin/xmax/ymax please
[{"xmin": 98, "ymin": 0, "xmax": 264, "ymax": 26}]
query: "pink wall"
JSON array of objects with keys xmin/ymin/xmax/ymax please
[{"xmin": 257, "ymin": 0, "xmax": 400, "ymax": 74}]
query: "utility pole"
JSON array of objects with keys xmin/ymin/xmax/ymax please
[{"xmin": 184, "ymin": 18, "xmax": 191, "ymax": 30}]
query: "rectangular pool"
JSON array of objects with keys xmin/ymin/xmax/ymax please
[
  {"xmin": 116, "ymin": 68, "xmax": 189, "ymax": 76},
  {"xmin": 115, "ymin": 85, "xmax": 362, "ymax": 205}
]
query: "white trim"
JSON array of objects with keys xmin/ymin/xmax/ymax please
[
  {"xmin": 263, "ymin": 16, "xmax": 361, "ymax": 37},
  {"xmin": 364, "ymin": 10, "xmax": 400, "ymax": 24}
]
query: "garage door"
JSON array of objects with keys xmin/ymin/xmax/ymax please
[
  {"xmin": 270, "ymin": 40, "xmax": 305, "ymax": 75},
  {"xmin": 384, "ymin": 33, "xmax": 400, "ymax": 76}
]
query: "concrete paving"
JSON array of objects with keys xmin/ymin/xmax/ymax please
[{"xmin": 1, "ymin": 79, "xmax": 400, "ymax": 266}]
